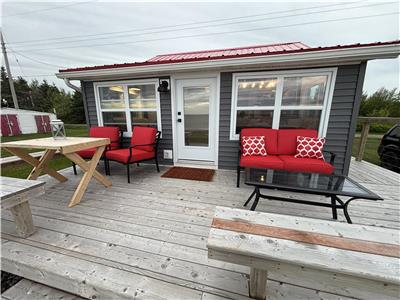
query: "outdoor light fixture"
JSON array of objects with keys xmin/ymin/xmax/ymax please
[
  {"xmin": 50, "ymin": 119, "xmax": 66, "ymax": 140},
  {"xmin": 157, "ymin": 79, "xmax": 170, "ymax": 93}
]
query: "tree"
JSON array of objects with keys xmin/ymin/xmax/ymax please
[
  {"xmin": 1, "ymin": 67, "xmax": 86, "ymax": 123},
  {"xmin": 359, "ymin": 87, "xmax": 400, "ymax": 133},
  {"xmin": 1, "ymin": 66, "xmax": 12, "ymax": 107},
  {"xmin": 359, "ymin": 88, "xmax": 400, "ymax": 117},
  {"xmin": 69, "ymin": 91, "xmax": 85, "ymax": 124},
  {"xmin": 14, "ymin": 77, "xmax": 33, "ymax": 110}
]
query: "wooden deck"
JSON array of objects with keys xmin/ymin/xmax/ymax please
[{"xmin": 2, "ymin": 159, "xmax": 399, "ymax": 299}]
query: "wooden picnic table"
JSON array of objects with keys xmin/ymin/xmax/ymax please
[
  {"xmin": 0, "ymin": 177, "xmax": 45, "ymax": 237},
  {"xmin": 207, "ymin": 207, "xmax": 400, "ymax": 300},
  {"xmin": 1, "ymin": 137, "xmax": 112, "ymax": 208}
]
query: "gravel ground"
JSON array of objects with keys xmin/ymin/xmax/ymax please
[{"xmin": 1, "ymin": 271, "xmax": 22, "ymax": 293}]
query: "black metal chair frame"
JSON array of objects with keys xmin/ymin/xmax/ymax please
[
  {"xmin": 236, "ymin": 131, "xmax": 336, "ymax": 187},
  {"xmin": 72, "ymin": 129, "xmax": 123, "ymax": 176},
  {"xmin": 105, "ymin": 131, "xmax": 161, "ymax": 183}
]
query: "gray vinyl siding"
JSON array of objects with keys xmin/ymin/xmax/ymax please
[
  {"xmin": 82, "ymin": 81, "xmax": 98, "ymax": 127},
  {"xmin": 218, "ymin": 64, "xmax": 366, "ymax": 175},
  {"xmin": 81, "ymin": 64, "xmax": 365, "ymax": 174},
  {"xmin": 81, "ymin": 78, "xmax": 173, "ymax": 165}
]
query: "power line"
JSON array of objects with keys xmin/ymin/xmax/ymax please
[
  {"xmin": 2, "ymin": 1, "xmax": 97, "ymax": 18},
  {"xmin": 9, "ymin": 12, "xmax": 399, "ymax": 54},
  {"xmin": 3, "ymin": 36, "xmax": 27, "ymax": 77},
  {"xmin": 7, "ymin": 1, "xmax": 366, "ymax": 45},
  {"xmin": 8, "ymin": 2, "xmax": 392, "ymax": 50},
  {"xmin": 9, "ymin": 48, "xmax": 66, "ymax": 68}
]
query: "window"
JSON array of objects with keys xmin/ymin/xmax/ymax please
[
  {"xmin": 389, "ymin": 126, "xmax": 400, "ymax": 139},
  {"xmin": 230, "ymin": 69, "xmax": 336, "ymax": 139},
  {"xmin": 95, "ymin": 80, "xmax": 161, "ymax": 136}
]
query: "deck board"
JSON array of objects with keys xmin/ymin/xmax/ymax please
[{"xmin": 1, "ymin": 159, "xmax": 398, "ymax": 299}]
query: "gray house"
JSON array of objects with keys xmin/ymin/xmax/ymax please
[{"xmin": 56, "ymin": 40, "xmax": 400, "ymax": 175}]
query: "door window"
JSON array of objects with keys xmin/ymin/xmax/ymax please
[{"xmin": 183, "ymin": 86, "xmax": 210, "ymax": 147}]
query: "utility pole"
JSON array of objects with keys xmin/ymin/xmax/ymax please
[{"xmin": 1, "ymin": 31, "xmax": 19, "ymax": 109}]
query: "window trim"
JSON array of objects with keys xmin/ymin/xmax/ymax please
[
  {"xmin": 230, "ymin": 68, "xmax": 337, "ymax": 140},
  {"xmin": 94, "ymin": 79, "xmax": 162, "ymax": 137}
]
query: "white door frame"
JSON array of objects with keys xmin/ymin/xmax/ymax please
[{"xmin": 171, "ymin": 72, "xmax": 220, "ymax": 167}]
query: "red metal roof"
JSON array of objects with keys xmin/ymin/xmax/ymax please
[
  {"xmin": 58, "ymin": 40, "xmax": 400, "ymax": 73},
  {"xmin": 147, "ymin": 42, "xmax": 310, "ymax": 62}
]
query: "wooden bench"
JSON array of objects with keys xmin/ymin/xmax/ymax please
[
  {"xmin": 0, "ymin": 177, "xmax": 44, "ymax": 238},
  {"xmin": 207, "ymin": 207, "xmax": 400, "ymax": 300}
]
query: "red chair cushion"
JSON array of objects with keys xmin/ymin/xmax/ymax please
[
  {"xmin": 242, "ymin": 136, "xmax": 267, "ymax": 156},
  {"xmin": 277, "ymin": 129, "xmax": 318, "ymax": 155},
  {"xmin": 131, "ymin": 126, "xmax": 157, "ymax": 152},
  {"xmin": 106, "ymin": 148, "xmax": 156, "ymax": 164},
  {"xmin": 89, "ymin": 126, "xmax": 120, "ymax": 150},
  {"xmin": 76, "ymin": 148, "xmax": 97, "ymax": 158},
  {"xmin": 279, "ymin": 156, "xmax": 334, "ymax": 174},
  {"xmin": 240, "ymin": 155, "xmax": 285, "ymax": 169},
  {"xmin": 241, "ymin": 128, "xmax": 279, "ymax": 155},
  {"xmin": 295, "ymin": 136, "xmax": 326, "ymax": 160}
]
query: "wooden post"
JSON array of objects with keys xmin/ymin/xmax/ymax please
[
  {"xmin": 249, "ymin": 267, "xmax": 267, "ymax": 300},
  {"xmin": 9, "ymin": 202, "xmax": 35, "ymax": 238},
  {"xmin": 356, "ymin": 122, "xmax": 370, "ymax": 161}
]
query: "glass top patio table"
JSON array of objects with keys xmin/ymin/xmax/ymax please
[{"xmin": 245, "ymin": 168, "xmax": 382, "ymax": 201}]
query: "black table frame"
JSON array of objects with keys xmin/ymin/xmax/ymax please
[{"xmin": 244, "ymin": 170, "xmax": 382, "ymax": 224}]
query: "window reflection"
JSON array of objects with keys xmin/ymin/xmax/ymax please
[
  {"xmin": 279, "ymin": 110, "xmax": 321, "ymax": 129},
  {"xmin": 128, "ymin": 84, "xmax": 157, "ymax": 109},
  {"xmin": 183, "ymin": 87, "xmax": 209, "ymax": 147},
  {"xmin": 99, "ymin": 86, "xmax": 125, "ymax": 109},
  {"xmin": 236, "ymin": 110, "xmax": 273, "ymax": 134},
  {"xmin": 282, "ymin": 76, "xmax": 327, "ymax": 106},
  {"xmin": 237, "ymin": 78, "xmax": 277, "ymax": 107},
  {"xmin": 102, "ymin": 112, "xmax": 127, "ymax": 131}
]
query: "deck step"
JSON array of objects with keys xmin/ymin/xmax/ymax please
[
  {"xmin": 1, "ymin": 239, "xmax": 204, "ymax": 300},
  {"xmin": 2, "ymin": 279, "xmax": 85, "ymax": 300}
]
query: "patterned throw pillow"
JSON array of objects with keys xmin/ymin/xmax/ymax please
[
  {"xmin": 242, "ymin": 136, "xmax": 267, "ymax": 156},
  {"xmin": 294, "ymin": 136, "xmax": 326, "ymax": 160}
]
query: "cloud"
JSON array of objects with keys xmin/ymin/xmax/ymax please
[{"xmin": 2, "ymin": 1, "xmax": 399, "ymax": 94}]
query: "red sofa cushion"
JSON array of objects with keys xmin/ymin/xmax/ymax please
[
  {"xmin": 279, "ymin": 156, "xmax": 334, "ymax": 174},
  {"xmin": 241, "ymin": 128, "xmax": 279, "ymax": 155},
  {"xmin": 89, "ymin": 126, "xmax": 120, "ymax": 150},
  {"xmin": 106, "ymin": 148, "xmax": 155, "ymax": 164},
  {"xmin": 131, "ymin": 126, "xmax": 157, "ymax": 152},
  {"xmin": 240, "ymin": 155, "xmax": 285, "ymax": 169},
  {"xmin": 277, "ymin": 129, "xmax": 318, "ymax": 155},
  {"xmin": 242, "ymin": 136, "xmax": 267, "ymax": 156}
]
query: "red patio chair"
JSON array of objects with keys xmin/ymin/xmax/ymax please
[
  {"xmin": 72, "ymin": 126, "xmax": 121, "ymax": 175},
  {"xmin": 105, "ymin": 126, "xmax": 161, "ymax": 183}
]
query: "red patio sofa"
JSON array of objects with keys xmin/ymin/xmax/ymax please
[{"xmin": 237, "ymin": 128, "xmax": 336, "ymax": 187}]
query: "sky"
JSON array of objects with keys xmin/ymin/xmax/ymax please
[{"xmin": 1, "ymin": 0, "xmax": 399, "ymax": 95}]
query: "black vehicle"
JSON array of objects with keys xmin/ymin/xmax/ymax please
[{"xmin": 377, "ymin": 124, "xmax": 400, "ymax": 172}]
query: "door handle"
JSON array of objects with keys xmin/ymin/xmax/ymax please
[{"xmin": 177, "ymin": 118, "xmax": 182, "ymax": 123}]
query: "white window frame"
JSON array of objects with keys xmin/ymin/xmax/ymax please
[
  {"xmin": 94, "ymin": 79, "xmax": 162, "ymax": 137},
  {"xmin": 229, "ymin": 68, "xmax": 337, "ymax": 140}
]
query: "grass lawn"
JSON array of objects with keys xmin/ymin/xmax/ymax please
[
  {"xmin": 1, "ymin": 125, "xmax": 88, "ymax": 179},
  {"xmin": 351, "ymin": 135, "xmax": 383, "ymax": 166},
  {"xmin": 1, "ymin": 125, "xmax": 88, "ymax": 158}
]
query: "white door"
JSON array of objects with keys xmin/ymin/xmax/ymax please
[{"xmin": 176, "ymin": 78, "xmax": 217, "ymax": 162}]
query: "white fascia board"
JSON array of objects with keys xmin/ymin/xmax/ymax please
[{"xmin": 56, "ymin": 44, "xmax": 400, "ymax": 80}]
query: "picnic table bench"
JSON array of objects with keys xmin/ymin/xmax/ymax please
[
  {"xmin": 207, "ymin": 207, "xmax": 400, "ymax": 300},
  {"xmin": 0, "ymin": 176, "xmax": 45, "ymax": 238}
]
